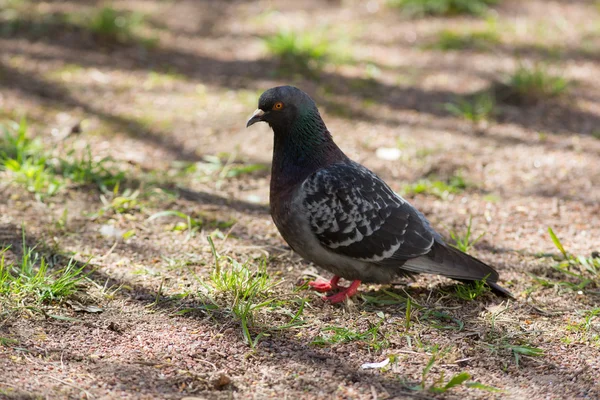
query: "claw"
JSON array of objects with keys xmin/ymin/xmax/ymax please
[
  {"xmin": 323, "ymin": 280, "xmax": 362, "ymax": 304},
  {"xmin": 308, "ymin": 280, "xmax": 334, "ymax": 293},
  {"xmin": 308, "ymin": 275, "xmax": 341, "ymax": 293}
]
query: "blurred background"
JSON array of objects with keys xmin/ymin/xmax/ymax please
[{"xmin": 0, "ymin": 0, "xmax": 599, "ymax": 250}]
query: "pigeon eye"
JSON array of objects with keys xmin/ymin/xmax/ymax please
[{"xmin": 273, "ymin": 102, "xmax": 284, "ymax": 110}]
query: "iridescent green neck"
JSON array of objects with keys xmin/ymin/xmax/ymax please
[{"xmin": 270, "ymin": 109, "xmax": 346, "ymax": 192}]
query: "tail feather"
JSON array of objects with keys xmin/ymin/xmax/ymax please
[
  {"xmin": 486, "ymin": 281, "xmax": 514, "ymax": 298},
  {"xmin": 403, "ymin": 241, "xmax": 513, "ymax": 298}
]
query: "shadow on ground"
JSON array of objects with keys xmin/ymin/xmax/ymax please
[
  {"xmin": 0, "ymin": 224, "xmax": 597, "ymax": 399},
  {"xmin": 2, "ymin": 4, "xmax": 600, "ymax": 139}
]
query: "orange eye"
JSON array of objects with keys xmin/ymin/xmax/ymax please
[{"xmin": 273, "ymin": 102, "xmax": 284, "ymax": 110}]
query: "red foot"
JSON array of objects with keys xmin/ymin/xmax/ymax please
[
  {"xmin": 323, "ymin": 280, "xmax": 362, "ymax": 304},
  {"xmin": 308, "ymin": 276, "xmax": 340, "ymax": 293}
]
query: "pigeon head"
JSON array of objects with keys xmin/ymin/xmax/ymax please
[
  {"xmin": 246, "ymin": 86, "xmax": 319, "ymax": 131},
  {"xmin": 246, "ymin": 86, "xmax": 347, "ymax": 187}
]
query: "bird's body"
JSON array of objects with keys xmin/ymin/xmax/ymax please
[
  {"xmin": 273, "ymin": 161, "xmax": 427, "ymax": 283},
  {"xmin": 247, "ymin": 85, "xmax": 510, "ymax": 303}
]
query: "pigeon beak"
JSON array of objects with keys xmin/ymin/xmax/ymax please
[{"xmin": 246, "ymin": 109, "xmax": 265, "ymax": 128}]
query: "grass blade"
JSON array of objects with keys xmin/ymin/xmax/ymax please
[
  {"xmin": 548, "ymin": 227, "xmax": 568, "ymax": 259},
  {"xmin": 444, "ymin": 372, "xmax": 471, "ymax": 390}
]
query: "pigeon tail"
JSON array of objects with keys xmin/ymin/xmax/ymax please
[
  {"xmin": 404, "ymin": 242, "xmax": 513, "ymax": 298},
  {"xmin": 486, "ymin": 281, "xmax": 514, "ymax": 298}
]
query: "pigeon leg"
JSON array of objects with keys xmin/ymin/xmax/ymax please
[
  {"xmin": 308, "ymin": 275, "xmax": 340, "ymax": 293},
  {"xmin": 323, "ymin": 280, "xmax": 362, "ymax": 304}
]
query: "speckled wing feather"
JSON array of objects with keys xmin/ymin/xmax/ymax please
[{"xmin": 301, "ymin": 162, "xmax": 435, "ymax": 263}]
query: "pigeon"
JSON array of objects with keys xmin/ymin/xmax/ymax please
[{"xmin": 246, "ymin": 85, "xmax": 511, "ymax": 303}]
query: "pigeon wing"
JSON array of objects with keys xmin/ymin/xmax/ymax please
[{"xmin": 301, "ymin": 162, "xmax": 434, "ymax": 263}]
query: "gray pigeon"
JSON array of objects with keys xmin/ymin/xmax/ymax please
[{"xmin": 247, "ymin": 85, "xmax": 511, "ymax": 303}]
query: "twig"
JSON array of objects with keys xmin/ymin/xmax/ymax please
[
  {"xmin": 396, "ymin": 349, "xmax": 432, "ymax": 356},
  {"xmin": 97, "ymin": 240, "xmax": 119, "ymax": 260},
  {"xmin": 193, "ymin": 357, "xmax": 218, "ymax": 371},
  {"xmin": 442, "ymin": 357, "xmax": 477, "ymax": 366},
  {"xmin": 45, "ymin": 375, "xmax": 94, "ymax": 399}
]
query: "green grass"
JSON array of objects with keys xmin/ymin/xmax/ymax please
[
  {"xmin": 564, "ymin": 308, "xmax": 600, "ymax": 345},
  {"xmin": 87, "ymin": 6, "xmax": 144, "ymax": 43},
  {"xmin": 0, "ymin": 1, "xmax": 69, "ymax": 38},
  {"xmin": 452, "ymin": 279, "xmax": 491, "ymax": 301},
  {"xmin": 450, "ymin": 216, "xmax": 485, "ymax": 253},
  {"xmin": 311, "ymin": 319, "xmax": 388, "ymax": 351},
  {"xmin": 264, "ymin": 30, "xmax": 346, "ymax": 73},
  {"xmin": 96, "ymin": 186, "xmax": 141, "ymax": 217},
  {"xmin": 199, "ymin": 237, "xmax": 292, "ymax": 347},
  {"xmin": 0, "ymin": 0, "xmax": 28, "ymax": 8},
  {"xmin": 536, "ymin": 228, "xmax": 600, "ymax": 292},
  {"xmin": 566, "ymin": 308, "xmax": 600, "ymax": 333},
  {"xmin": 361, "ymin": 288, "xmax": 410, "ymax": 307},
  {"xmin": 506, "ymin": 64, "xmax": 569, "ymax": 103},
  {"xmin": 428, "ymin": 29, "xmax": 500, "ymax": 51},
  {"xmin": 445, "ymin": 92, "xmax": 496, "ymax": 123},
  {"xmin": 0, "ymin": 119, "xmax": 63, "ymax": 200},
  {"xmin": 180, "ymin": 153, "xmax": 267, "ymax": 190},
  {"xmin": 143, "ymin": 70, "xmax": 187, "ymax": 90},
  {"xmin": 1, "ymin": 119, "xmax": 125, "ymax": 199},
  {"xmin": 405, "ymin": 297, "xmax": 413, "ymax": 330},
  {"xmin": 148, "ymin": 210, "xmax": 203, "ymax": 239},
  {"xmin": 147, "ymin": 210, "xmax": 236, "ymax": 241},
  {"xmin": 483, "ymin": 328, "xmax": 545, "ymax": 368},
  {"xmin": 481, "ymin": 306, "xmax": 545, "ymax": 368},
  {"xmin": 388, "ymin": 0, "xmax": 499, "ymax": 17},
  {"xmin": 402, "ymin": 173, "xmax": 468, "ymax": 199},
  {"xmin": 0, "ymin": 237, "xmax": 87, "ymax": 310},
  {"xmin": 0, "ymin": 336, "xmax": 18, "ymax": 347},
  {"xmin": 53, "ymin": 147, "xmax": 125, "ymax": 192},
  {"xmin": 421, "ymin": 309, "xmax": 465, "ymax": 331},
  {"xmin": 409, "ymin": 345, "xmax": 500, "ymax": 393},
  {"xmin": 0, "ymin": 3, "xmax": 157, "ymax": 47},
  {"xmin": 494, "ymin": 344, "xmax": 544, "ymax": 368}
]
